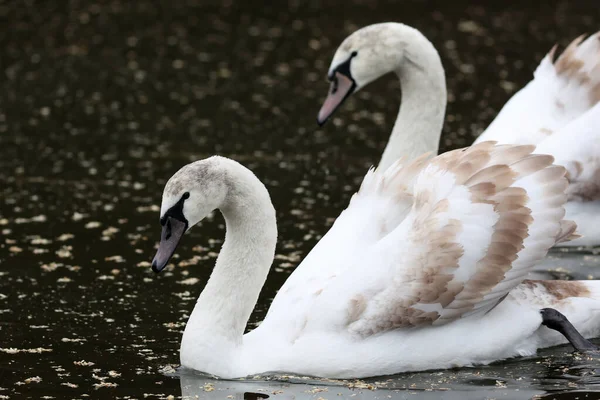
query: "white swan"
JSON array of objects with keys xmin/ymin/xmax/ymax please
[
  {"xmin": 317, "ymin": 23, "xmax": 600, "ymax": 247},
  {"xmin": 152, "ymin": 143, "xmax": 600, "ymax": 379},
  {"xmin": 317, "ymin": 23, "xmax": 446, "ymax": 170}
]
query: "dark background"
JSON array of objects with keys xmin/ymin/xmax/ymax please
[{"xmin": 1, "ymin": 0, "xmax": 599, "ymax": 398}]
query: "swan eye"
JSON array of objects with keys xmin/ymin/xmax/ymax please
[
  {"xmin": 165, "ymin": 219, "xmax": 172, "ymax": 240},
  {"xmin": 351, "ymin": 51, "xmax": 357, "ymax": 57},
  {"xmin": 331, "ymin": 77, "xmax": 339, "ymax": 94},
  {"xmin": 160, "ymin": 192, "xmax": 190, "ymax": 226}
]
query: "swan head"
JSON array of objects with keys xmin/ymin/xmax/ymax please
[
  {"xmin": 317, "ymin": 23, "xmax": 414, "ymax": 126},
  {"xmin": 152, "ymin": 157, "xmax": 228, "ymax": 273}
]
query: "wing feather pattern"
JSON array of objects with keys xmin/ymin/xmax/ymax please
[{"xmin": 346, "ymin": 142, "xmax": 573, "ymax": 336}]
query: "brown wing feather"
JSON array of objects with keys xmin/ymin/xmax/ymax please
[{"xmin": 348, "ymin": 142, "xmax": 572, "ymax": 336}]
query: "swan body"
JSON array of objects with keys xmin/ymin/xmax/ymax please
[
  {"xmin": 318, "ymin": 23, "xmax": 600, "ymax": 247},
  {"xmin": 152, "ymin": 144, "xmax": 600, "ymax": 379}
]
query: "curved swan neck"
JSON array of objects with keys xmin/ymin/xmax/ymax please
[
  {"xmin": 378, "ymin": 27, "xmax": 446, "ymax": 171},
  {"xmin": 182, "ymin": 161, "xmax": 277, "ymax": 358}
]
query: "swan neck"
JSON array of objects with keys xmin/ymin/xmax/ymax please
[
  {"xmin": 379, "ymin": 36, "xmax": 446, "ymax": 171},
  {"xmin": 181, "ymin": 164, "xmax": 277, "ymax": 366}
]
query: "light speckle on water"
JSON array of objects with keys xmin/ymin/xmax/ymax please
[{"xmin": 1, "ymin": 0, "xmax": 600, "ymax": 399}]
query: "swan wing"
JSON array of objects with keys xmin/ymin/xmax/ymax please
[
  {"xmin": 475, "ymin": 33, "xmax": 600, "ymax": 146},
  {"xmin": 260, "ymin": 154, "xmax": 432, "ymax": 338},
  {"xmin": 337, "ymin": 142, "xmax": 574, "ymax": 335}
]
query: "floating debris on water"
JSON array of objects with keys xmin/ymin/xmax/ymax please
[
  {"xmin": 23, "ymin": 377, "xmax": 42, "ymax": 384},
  {"xmin": 73, "ymin": 361, "xmax": 95, "ymax": 367},
  {"xmin": 177, "ymin": 278, "xmax": 200, "ymax": 285},
  {"xmin": 0, "ymin": 348, "xmax": 52, "ymax": 354},
  {"xmin": 93, "ymin": 382, "xmax": 118, "ymax": 389},
  {"xmin": 57, "ymin": 234, "xmax": 75, "ymax": 242},
  {"xmin": 203, "ymin": 383, "xmax": 215, "ymax": 392}
]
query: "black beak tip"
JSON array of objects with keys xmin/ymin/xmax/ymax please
[
  {"xmin": 317, "ymin": 117, "xmax": 328, "ymax": 127},
  {"xmin": 151, "ymin": 258, "xmax": 164, "ymax": 274}
]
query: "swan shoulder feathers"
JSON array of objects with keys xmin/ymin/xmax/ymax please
[{"xmin": 261, "ymin": 142, "xmax": 575, "ymax": 339}]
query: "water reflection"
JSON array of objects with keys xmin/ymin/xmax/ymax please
[
  {"xmin": 177, "ymin": 346, "xmax": 600, "ymax": 399},
  {"xmin": 532, "ymin": 249, "xmax": 600, "ymax": 280},
  {"xmin": 178, "ymin": 373, "xmax": 545, "ymax": 400}
]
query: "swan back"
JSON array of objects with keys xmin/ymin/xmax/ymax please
[{"xmin": 477, "ymin": 33, "xmax": 600, "ymax": 146}]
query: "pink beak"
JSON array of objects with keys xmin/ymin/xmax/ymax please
[{"xmin": 317, "ymin": 72, "xmax": 355, "ymax": 126}]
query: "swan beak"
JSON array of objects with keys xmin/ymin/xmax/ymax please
[
  {"xmin": 317, "ymin": 72, "xmax": 355, "ymax": 126},
  {"xmin": 152, "ymin": 216, "xmax": 187, "ymax": 273}
]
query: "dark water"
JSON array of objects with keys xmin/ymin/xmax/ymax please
[{"xmin": 1, "ymin": 0, "xmax": 600, "ymax": 398}]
